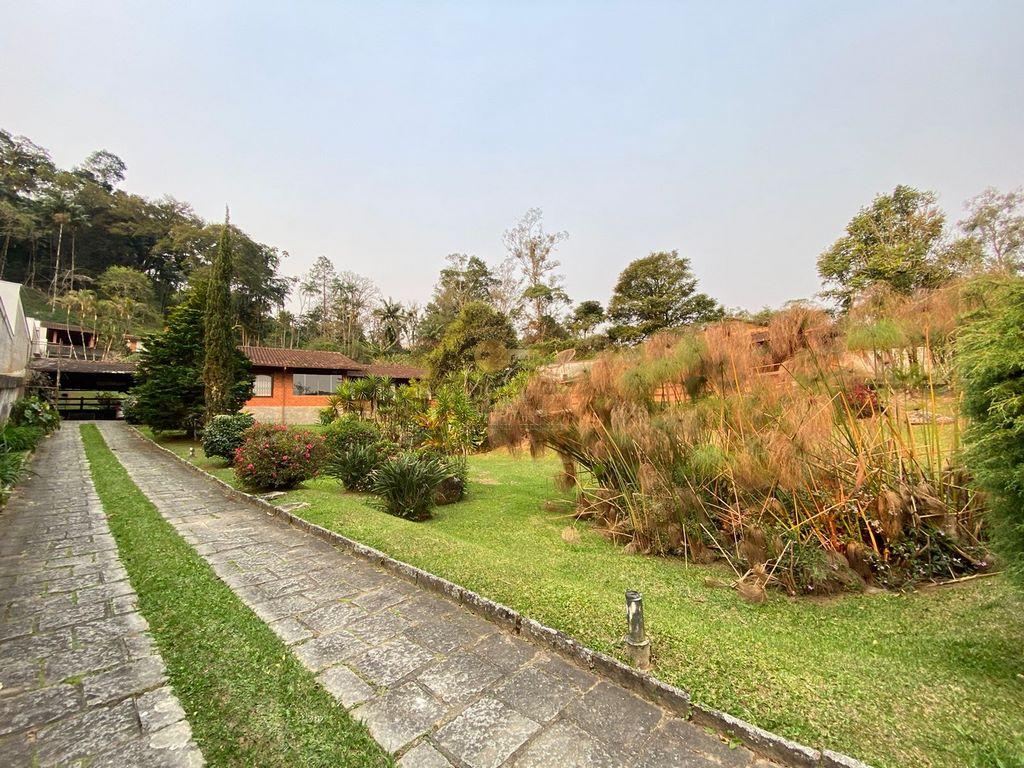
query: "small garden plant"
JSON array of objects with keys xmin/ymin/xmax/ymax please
[
  {"xmin": 0, "ymin": 396, "xmax": 60, "ymax": 504},
  {"xmin": 322, "ymin": 414, "xmax": 384, "ymax": 454},
  {"xmin": 420, "ymin": 449, "xmax": 468, "ymax": 505},
  {"xmin": 319, "ymin": 382, "xmax": 480, "ymax": 513},
  {"xmin": 327, "ymin": 440, "xmax": 396, "ymax": 492},
  {"xmin": 10, "ymin": 395, "xmax": 60, "ymax": 433},
  {"xmin": 202, "ymin": 412, "xmax": 256, "ymax": 463},
  {"xmin": 369, "ymin": 451, "xmax": 449, "ymax": 520},
  {"xmin": 0, "ymin": 424, "xmax": 46, "ymax": 452},
  {"xmin": 323, "ymin": 415, "xmax": 395, "ymax": 491},
  {"xmin": 234, "ymin": 424, "xmax": 326, "ymax": 490}
]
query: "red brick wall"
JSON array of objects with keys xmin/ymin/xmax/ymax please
[{"xmin": 243, "ymin": 368, "xmax": 341, "ymax": 424}]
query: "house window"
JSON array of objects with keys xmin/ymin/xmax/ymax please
[
  {"xmin": 292, "ymin": 372, "xmax": 340, "ymax": 396},
  {"xmin": 253, "ymin": 374, "xmax": 273, "ymax": 397}
]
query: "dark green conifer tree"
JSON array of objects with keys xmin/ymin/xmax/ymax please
[
  {"xmin": 129, "ymin": 283, "xmax": 253, "ymax": 435},
  {"xmin": 959, "ymin": 277, "xmax": 1024, "ymax": 586},
  {"xmin": 203, "ymin": 208, "xmax": 238, "ymax": 419}
]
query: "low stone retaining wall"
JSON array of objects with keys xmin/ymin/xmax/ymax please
[{"xmin": 133, "ymin": 427, "xmax": 872, "ymax": 768}]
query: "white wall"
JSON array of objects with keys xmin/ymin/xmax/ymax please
[{"xmin": 0, "ymin": 281, "xmax": 33, "ymax": 420}]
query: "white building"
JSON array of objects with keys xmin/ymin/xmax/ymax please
[{"xmin": 0, "ymin": 281, "xmax": 32, "ymax": 420}]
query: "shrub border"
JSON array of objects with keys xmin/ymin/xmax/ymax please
[{"xmin": 132, "ymin": 426, "xmax": 872, "ymax": 768}]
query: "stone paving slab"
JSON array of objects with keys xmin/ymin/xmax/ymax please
[
  {"xmin": 0, "ymin": 426, "xmax": 203, "ymax": 767},
  {"xmin": 99, "ymin": 421, "xmax": 780, "ymax": 768}
]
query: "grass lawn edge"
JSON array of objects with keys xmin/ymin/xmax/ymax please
[
  {"xmin": 79, "ymin": 424, "xmax": 393, "ymax": 768},
  {"xmin": 137, "ymin": 426, "xmax": 1024, "ymax": 768}
]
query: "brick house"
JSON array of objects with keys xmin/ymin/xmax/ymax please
[{"xmin": 240, "ymin": 346, "xmax": 425, "ymax": 425}]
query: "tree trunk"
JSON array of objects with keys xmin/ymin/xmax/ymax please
[
  {"xmin": 0, "ymin": 232, "xmax": 10, "ymax": 280},
  {"xmin": 27, "ymin": 238, "xmax": 36, "ymax": 288},
  {"xmin": 49, "ymin": 222, "xmax": 64, "ymax": 310},
  {"xmin": 69, "ymin": 231, "xmax": 76, "ymax": 292}
]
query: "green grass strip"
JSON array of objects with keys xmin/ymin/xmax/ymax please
[{"xmin": 80, "ymin": 424, "xmax": 392, "ymax": 768}]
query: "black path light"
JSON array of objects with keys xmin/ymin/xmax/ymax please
[{"xmin": 624, "ymin": 589, "xmax": 651, "ymax": 670}]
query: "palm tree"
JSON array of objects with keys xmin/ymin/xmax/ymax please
[
  {"xmin": 43, "ymin": 189, "xmax": 84, "ymax": 308},
  {"xmin": 351, "ymin": 374, "xmax": 393, "ymax": 418},
  {"xmin": 373, "ymin": 298, "xmax": 406, "ymax": 352}
]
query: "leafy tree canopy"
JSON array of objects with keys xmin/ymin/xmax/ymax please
[
  {"xmin": 959, "ymin": 187, "xmax": 1024, "ymax": 274},
  {"xmin": 0, "ymin": 128, "xmax": 287, "ymax": 341},
  {"xmin": 570, "ymin": 300, "xmax": 605, "ymax": 336},
  {"xmin": 419, "ymin": 254, "xmax": 498, "ymax": 344},
  {"xmin": 428, "ymin": 301, "xmax": 517, "ymax": 378},
  {"xmin": 98, "ymin": 265, "xmax": 155, "ymax": 305},
  {"xmin": 502, "ymin": 208, "xmax": 569, "ymax": 341},
  {"xmin": 296, "ymin": 257, "xmax": 379, "ymax": 359},
  {"xmin": 607, "ymin": 251, "xmax": 722, "ymax": 344},
  {"xmin": 817, "ymin": 185, "xmax": 951, "ymax": 309}
]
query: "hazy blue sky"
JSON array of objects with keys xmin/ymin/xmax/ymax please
[{"xmin": 3, "ymin": 1, "xmax": 1022, "ymax": 311}]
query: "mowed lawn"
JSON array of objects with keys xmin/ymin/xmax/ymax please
[
  {"xmin": 86, "ymin": 426, "xmax": 391, "ymax": 768},
  {"xmin": 143, "ymin": 428, "xmax": 1024, "ymax": 768}
]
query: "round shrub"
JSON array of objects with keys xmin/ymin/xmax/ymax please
[
  {"xmin": 369, "ymin": 452, "xmax": 449, "ymax": 521},
  {"xmin": 322, "ymin": 415, "xmax": 382, "ymax": 455},
  {"xmin": 121, "ymin": 394, "xmax": 141, "ymax": 424},
  {"xmin": 202, "ymin": 412, "xmax": 256, "ymax": 462},
  {"xmin": 233, "ymin": 424, "xmax": 326, "ymax": 490},
  {"xmin": 326, "ymin": 439, "xmax": 396, "ymax": 491}
]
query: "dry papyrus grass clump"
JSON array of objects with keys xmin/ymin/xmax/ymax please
[{"xmin": 491, "ymin": 299, "xmax": 988, "ymax": 595}]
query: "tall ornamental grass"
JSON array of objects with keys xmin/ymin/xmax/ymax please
[{"xmin": 493, "ymin": 290, "xmax": 988, "ymax": 595}]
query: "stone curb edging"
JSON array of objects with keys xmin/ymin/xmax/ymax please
[{"xmin": 129, "ymin": 426, "xmax": 873, "ymax": 768}]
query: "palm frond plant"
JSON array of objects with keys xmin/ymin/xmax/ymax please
[
  {"xmin": 0, "ymin": 445, "xmax": 26, "ymax": 504},
  {"xmin": 369, "ymin": 452, "xmax": 449, "ymax": 521},
  {"xmin": 417, "ymin": 382, "xmax": 486, "ymax": 457}
]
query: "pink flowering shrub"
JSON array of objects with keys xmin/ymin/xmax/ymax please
[
  {"xmin": 233, "ymin": 424, "xmax": 326, "ymax": 490},
  {"xmin": 843, "ymin": 381, "xmax": 880, "ymax": 418}
]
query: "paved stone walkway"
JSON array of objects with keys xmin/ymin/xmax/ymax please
[
  {"xmin": 99, "ymin": 421, "xmax": 777, "ymax": 768},
  {"xmin": 0, "ymin": 426, "xmax": 203, "ymax": 767}
]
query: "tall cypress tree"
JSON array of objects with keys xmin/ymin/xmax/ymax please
[
  {"xmin": 203, "ymin": 208, "xmax": 237, "ymax": 419},
  {"xmin": 130, "ymin": 281, "xmax": 253, "ymax": 434}
]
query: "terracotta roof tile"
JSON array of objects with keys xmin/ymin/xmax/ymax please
[
  {"xmin": 361, "ymin": 362, "xmax": 427, "ymax": 380},
  {"xmin": 29, "ymin": 359, "xmax": 136, "ymax": 374},
  {"xmin": 240, "ymin": 346, "xmax": 364, "ymax": 371}
]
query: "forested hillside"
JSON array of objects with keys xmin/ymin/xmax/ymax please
[{"xmin": 0, "ymin": 129, "xmax": 288, "ymax": 344}]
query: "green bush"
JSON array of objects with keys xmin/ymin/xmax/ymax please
[
  {"xmin": 369, "ymin": 451, "xmax": 449, "ymax": 521},
  {"xmin": 10, "ymin": 396, "xmax": 60, "ymax": 433},
  {"xmin": 202, "ymin": 412, "xmax": 256, "ymax": 462},
  {"xmin": 418, "ymin": 449, "xmax": 468, "ymax": 505},
  {"xmin": 121, "ymin": 394, "xmax": 141, "ymax": 424},
  {"xmin": 959, "ymin": 277, "xmax": 1024, "ymax": 586},
  {"xmin": 322, "ymin": 415, "xmax": 381, "ymax": 455},
  {"xmin": 318, "ymin": 406, "xmax": 337, "ymax": 426},
  {"xmin": 234, "ymin": 425, "xmax": 326, "ymax": 491},
  {"xmin": 0, "ymin": 448, "xmax": 25, "ymax": 500},
  {"xmin": 0, "ymin": 424, "xmax": 45, "ymax": 452},
  {"xmin": 326, "ymin": 439, "xmax": 395, "ymax": 491}
]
